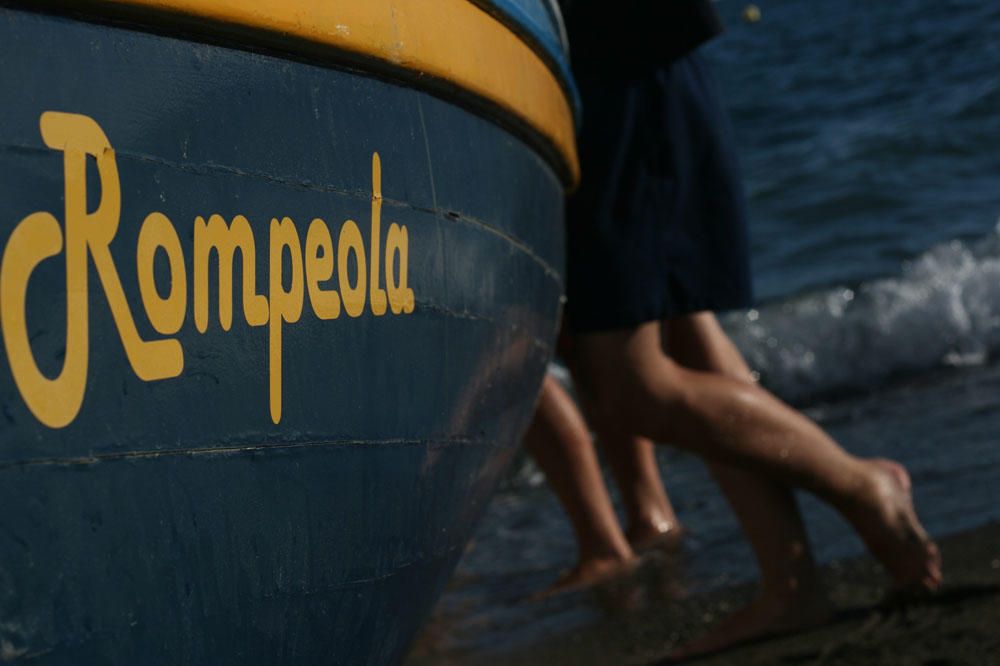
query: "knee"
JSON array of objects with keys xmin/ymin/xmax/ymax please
[
  {"xmin": 716, "ymin": 359, "xmax": 758, "ymax": 386},
  {"xmin": 578, "ymin": 357, "xmax": 688, "ymax": 437}
]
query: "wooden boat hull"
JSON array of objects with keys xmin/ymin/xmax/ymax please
[{"xmin": 0, "ymin": 4, "xmax": 570, "ymax": 662}]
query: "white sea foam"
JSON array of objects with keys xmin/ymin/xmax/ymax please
[{"xmin": 725, "ymin": 224, "xmax": 1000, "ymax": 402}]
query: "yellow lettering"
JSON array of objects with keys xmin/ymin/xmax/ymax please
[
  {"xmin": 0, "ymin": 212, "xmax": 82, "ymax": 428},
  {"xmin": 305, "ymin": 218, "xmax": 341, "ymax": 320},
  {"xmin": 385, "ymin": 223, "xmax": 415, "ymax": 314},
  {"xmin": 194, "ymin": 214, "xmax": 269, "ymax": 331},
  {"xmin": 268, "ymin": 216, "xmax": 304, "ymax": 424},
  {"xmin": 338, "ymin": 220, "xmax": 367, "ymax": 318},
  {"xmin": 0, "ymin": 119, "xmax": 416, "ymax": 428},
  {"xmin": 369, "ymin": 152, "xmax": 388, "ymax": 316},
  {"xmin": 1, "ymin": 113, "xmax": 183, "ymax": 428},
  {"xmin": 43, "ymin": 112, "xmax": 182, "ymax": 383},
  {"xmin": 136, "ymin": 212, "xmax": 187, "ymax": 335}
]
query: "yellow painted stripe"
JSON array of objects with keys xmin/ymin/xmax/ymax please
[{"xmin": 99, "ymin": 0, "xmax": 579, "ymax": 186}]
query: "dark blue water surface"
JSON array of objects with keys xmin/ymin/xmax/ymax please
[
  {"xmin": 712, "ymin": 0, "xmax": 1000, "ymax": 303},
  {"xmin": 411, "ymin": 1, "xmax": 1000, "ymax": 661}
]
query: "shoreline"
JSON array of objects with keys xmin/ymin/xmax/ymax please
[{"xmin": 408, "ymin": 522, "xmax": 1000, "ymax": 665}]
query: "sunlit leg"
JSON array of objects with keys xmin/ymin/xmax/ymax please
[{"xmin": 571, "ymin": 321, "xmax": 940, "ymax": 654}]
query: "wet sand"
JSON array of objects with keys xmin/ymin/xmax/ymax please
[{"xmin": 407, "ymin": 522, "xmax": 1000, "ymax": 665}]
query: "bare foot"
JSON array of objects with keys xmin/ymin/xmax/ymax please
[
  {"xmin": 532, "ymin": 553, "xmax": 638, "ymax": 599},
  {"xmin": 627, "ymin": 518, "xmax": 686, "ymax": 553},
  {"xmin": 668, "ymin": 582, "xmax": 832, "ymax": 660},
  {"xmin": 843, "ymin": 458, "xmax": 942, "ymax": 592}
]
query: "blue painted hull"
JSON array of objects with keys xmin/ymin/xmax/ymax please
[{"xmin": 0, "ymin": 6, "xmax": 564, "ymax": 663}]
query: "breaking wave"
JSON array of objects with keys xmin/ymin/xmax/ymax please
[{"xmin": 725, "ymin": 225, "xmax": 1000, "ymax": 403}]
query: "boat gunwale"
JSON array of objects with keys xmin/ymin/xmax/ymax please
[
  {"xmin": 464, "ymin": 0, "xmax": 581, "ymax": 125},
  {"xmin": 3, "ymin": 0, "xmax": 580, "ymax": 188}
]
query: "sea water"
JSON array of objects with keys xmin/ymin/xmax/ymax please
[{"xmin": 413, "ymin": 0, "xmax": 1000, "ymax": 659}]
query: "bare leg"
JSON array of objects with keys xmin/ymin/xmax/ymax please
[
  {"xmin": 569, "ymin": 335, "xmax": 684, "ymax": 550},
  {"xmin": 572, "ymin": 322, "xmax": 941, "ymax": 604},
  {"xmin": 597, "ymin": 434, "xmax": 685, "ymax": 550},
  {"xmin": 666, "ymin": 313, "xmax": 831, "ymax": 655},
  {"xmin": 524, "ymin": 375, "xmax": 635, "ymax": 593},
  {"xmin": 563, "ymin": 349, "xmax": 683, "ymax": 551}
]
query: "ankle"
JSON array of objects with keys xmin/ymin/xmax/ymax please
[
  {"xmin": 628, "ymin": 506, "xmax": 683, "ymax": 537},
  {"xmin": 578, "ymin": 540, "xmax": 634, "ymax": 566},
  {"xmin": 830, "ymin": 458, "xmax": 885, "ymax": 516}
]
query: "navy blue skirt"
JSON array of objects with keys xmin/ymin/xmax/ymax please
[{"xmin": 566, "ymin": 52, "xmax": 754, "ymax": 332}]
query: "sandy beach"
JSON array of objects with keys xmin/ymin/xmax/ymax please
[{"xmin": 408, "ymin": 522, "xmax": 1000, "ymax": 665}]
